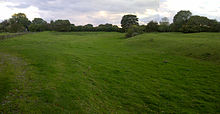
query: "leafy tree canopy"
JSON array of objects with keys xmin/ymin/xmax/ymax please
[
  {"xmin": 173, "ymin": 10, "xmax": 192, "ymax": 31},
  {"xmin": 10, "ymin": 13, "xmax": 31, "ymax": 30},
  {"xmin": 32, "ymin": 18, "xmax": 47, "ymax": 25},
  {"xmin": 145, "ymin": 21, "xmax": 159, "ymax": 32},
  {"xmin": 121, "ymin": 15, "xmax": 139, "ymax": 31},
  {"xmin": 160, "ymin": 17, "xmax": 169, "ymax": 25}
]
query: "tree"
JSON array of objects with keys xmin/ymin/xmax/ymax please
[
  {"xmin": 0, "ymin": 20, "xmax": 10, "ymax": 32},
  {"xmin": 160, "ymin": 17, "xmax": 169, "ymax": 26},
  {"xmin": 51, "ymin": 20, "xmax": 71, "ymax": 32},
  {"xmin": 85, "ymin": 24, "xmax": 93, "ymax": 28},
  {"xmin": 0, "ymin": 24, "xmax": 3, "ymax": 32},
  {"xmin": 209, "ymin": 20, "xmax": 220, "ymax": 32},
  {"xmin": 83, "ymin": 24, "xmax": 94, "ymax": 31},
  {"xmin": 182, "ymin": 16, "xmax": 219, "ymax": 33},
  {"xmin": 29, "ymin": 24, "xmax": 49, "ymax": 32},
  {"xmin": 29, "ymin": 18, "xmax": 49, "ymax": 32},
  {"xmin": 145, "ymin": 21, "xmax": 159, "ymax": 32},
  {"xmin": 169, "ymin": 23, "xmax": 178, "ymax": 32},
  {"xmin": 10, "ymin": 13, "xmax": 31, "ymax": 31},
  {"xmin": 158, "ymin": 25, "xmax": 170, "ymax": 32},
  {"xmin": 32, "ymin": 18, "xmax": 47, "ymax": 25},
  {"xmin": 72, "ymin": 25, "xmax": 83, "ymax": 32},
  {"xmin": 173, "ymin": 10, "xmax": 192, "ymax": 31},
  {"xmin": 96, "ymin": 24, "xmax": 120, "ymax": 32},
  {"xmin": 29, "ymin": 24, "xmax": 40, "ymax": 32},
  {"xmin": 70, "ymin": 24, "xmax": 75, "ymax": 31},
  {"xmin": 159, "ymin": 17, "xmax": 170, "ymax": 32},
  {"xmin": 121, "ymin": 15, "xmax": 139, "ymax": 31},
  {"xmin": 217, "ymin": 22, "xmax": 220, "ymax": 32}
]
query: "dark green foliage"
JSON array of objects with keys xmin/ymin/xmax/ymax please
[
  {"xmin": 85, "ymin": 24, "xmax": 93, "ymax": 27},
  {"xmin": 158, "ymin": 17, "xmax": 170, "ymax": 32},
  {"xmin": 71, "ymin": 24, "xmax": 121, "ymax": 32},
  {"xmin": 169, "ymin": 23, "xmax": 178, "ymax": 32},
  {"xmin": 158, "ymin": 25, "xmax": 170, "ymax": 32},
  {"xmin": 145, "ymin": 21, "xmax": 159, "ymax": 32},
  {"xmin": 96, "ymin": 24, "xmax": 121, "ymax": 32},
  {"xmin": 209, "ymin": 20, "xmax": 220, "ymax": 32},
  {"xmin": 29, "ymin": 24, "xmax": 49, "ymax": 32},
  {"xmin": 182, "ymin": 16, "xmax": 219, "ymax": 33},
  {"xmin": 173, "ymin": 10, "xmax": 192, "ymax": 31},
  {"xmin": 1, "ymin": 13, "xmax": 31, "ymax": 33},
  {"xmin": 70, "ymin": 24, "xmax": 75, "ymax": 31},
  {"xmin": 121, "ymin": 15, "xmax": 139, "ymax": 31},
  {"xmin": 51, "ymin": 20, "xmax": 71, "ymax": 32},
  {"xmin": 32, "ymin": 18, "xmax": 47, "ymax": 25},
  {"xmin": 0, "ymin": 11, "xmax": 219, "ymax": 33},
  {"xmin": 83, "ymin": 24, "xmax": 94, "ymax": 31},
  {"xmin": 6, "ymin": 23, "xmax": 26, "ymax": 33},
  {"xmin": 71, "ymin": 24, "xmax": 94, "ymax": 32},
  {"xmin": 126, "ymin": 25, "xmax": 144, "ymax": 38},
  {"xmin": 218, "ymin": 22, "xmax": 220, "ymax": 32},
  {"xmin": 29, "ymin": 18, "xmax": 49, "ymax": 32},
  {"xmin": 0, "ymin": 20, "xmax": 10, "ymax": 32},
  {"xmin": 0, "ymin": 24, "xmax": 3, "ymax": 33},
  {"xmin": 10, "ymin": 13, "xmax": 31, "ymax": 31},
  {"xmin": 71, "ymin": 25, "xmax": 84, "ymax": 31},
  {"xmin": 160, "ymin": 17, "xmax": 170, "ymax": 26}
]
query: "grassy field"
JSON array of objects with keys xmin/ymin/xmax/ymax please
[{"xmin": 0, "ymin": 32, "xmax": 220, "ymax": 113}]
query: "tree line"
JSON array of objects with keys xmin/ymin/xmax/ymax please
[
  {"xmin": 0, "ymin": 10, "xmax": 220, "ymax": 36},
  {"xmin": 122, "ymin": 10, "xmax": 220, "ymax": 37},
  {"xmin": 0, "ymin": 13, "xmax": 122, "ymax": 33}
]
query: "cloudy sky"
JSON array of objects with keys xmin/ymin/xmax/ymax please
[{"xmin": 0, "ymin": 0, "xmax": 219, "ymax": 26}]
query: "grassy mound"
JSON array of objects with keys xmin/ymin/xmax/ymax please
[{"xmin": 0, "ymin": 32, "xmax": 219, "ymax": 113}]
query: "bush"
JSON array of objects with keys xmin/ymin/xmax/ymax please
[
  {"xmin": 6, "ymin": 23, "xmax": 26, "ymax": 33},
  {"xmin": 125, "ymin": 25, "xmax": 144, "ymax": 38}
]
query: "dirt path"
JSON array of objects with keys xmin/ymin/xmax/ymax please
[{"xmin": 0, "ymin": 32, "xmax": 35, "ymax": 41}]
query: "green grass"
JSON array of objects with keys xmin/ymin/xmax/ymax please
[{"xmin": 0, "ymin": 32, "xmax": 220, "ymax": 113}]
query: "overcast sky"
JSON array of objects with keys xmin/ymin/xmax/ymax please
[{"xmin": 0, "ymin": 0, "xmax": 219, "ymax": 26}]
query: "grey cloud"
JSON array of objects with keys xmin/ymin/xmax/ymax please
[
  {"xmin": 140, "ymin": 14, "xmax": 161, "ymax": 24},
  {"xmin": 4, "ymin": 0, "xmax": 159, "ymax": 25},
  {"xmin": 6, "ymin": 0, "xmax": 159, "ymax": 13},
  {"xmin": 3, "ymin": 0, "xmax": 219, "ymax": 25},
  {"xmin": 7, "ymin": 3, "xmax": 30, "ymax": 8}
]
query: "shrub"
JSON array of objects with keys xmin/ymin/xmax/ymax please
[{"xmin": 125, "ymin": 25, "xmax": 144, "ymax": 38}]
